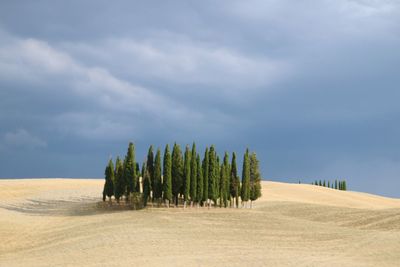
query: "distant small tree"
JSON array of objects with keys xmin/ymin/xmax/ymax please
[
  {"xmin": 190, "ymin": 143, "xmax": 197, "ymax": 206},
  {"xmin": 183, "ymin": 145, "xmax": 191, "ymax": 207},
  {"xmin": 319, "ymin": 180, "xmax": 322, "ymax": 186},
  {"xmin": 146, "ymin": 145, "xmax": 155, "ymax": 200},
  {"xmin": 123, "ymin": 142, "xmax": 136, "ymax": 198},
  {"xmin": 327, "ymin": 181, "xmax": 330, "ymax": 188},
  {"xmin": 114, "ymin": 157, "xmax": 125, "ymax": 203},
  {"xmin": 135, "ymin": 162, "xmax": 140, "ymax": 192},
  {"xmin": 249, "ymin": 152, "xmax": 262, "ymax": 208},
  {"xmin": 163, "ymin": 144, "xmax": 172, "ymax": 207},
  {"xmin": 343, "ymin": 180, "xmax": 347, "ymax": 191},
  {"xmin": 172, "ymin": 143, "xmax": 184, "ymax": 206},
  {"xmin": 323, "ymin": 180, "xmax": 326, "ymax": 187},
  {"xmin": 241, "ymin": 149, "xmax": 251, "ymax": 207},
  {"xmin": 335, "ymin": 180, "xmax": 338, "ymax": 190},
  {"xmin": 153, "ymin": 148, "xmax": 163, "ymax": 204},
  {"xmin": 142, "ymin": 168, "xmax": 151, "ymax": 207},
  {"xmin": 195, "ymin": 154, "xmax": 203, "ymax": 206},
  {"xmin": 202, "ymin": 147, "xmax": 209, "ymax": 206},
  {"xmin": 219, "ymin": 164, "xmax": 228, "ymax": 207},
  {"xmin": 208, "ymin": 145, "xmax": 218, "ymax": 206},
  {"xmin": 103, "ymin": 159, "xmax": 114, "ymax": 202},
  {"xmin": 230, "ymin": 152, "xmax": 240, "ymax": 208}
]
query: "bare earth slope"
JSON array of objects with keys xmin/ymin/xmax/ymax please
[{"xmin": 0, "ymin": 179, "xmax": 399, "ymax": 267}]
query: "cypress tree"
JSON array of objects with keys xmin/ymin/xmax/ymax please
[
  {"xmin": 328, "ymin": 181, "xmax": 330, "ymax": 188},
  {"xmin": 142, "ymin": 167, "xmax": 151, "ymax": 207},
  {"xmin": 202, "ymin": 147, "xmax": 209, "ymax": 205},
  {"xmin": 249, "ymin": 152, "xmax": 262, "ymax": 208},
  {"xmin": 241, "ymin": 149, "xmax": 250, "ymax": 207},
  {"xmin": 183, "ymin": 145, "xmax": 191, "ymax": 207},
  {"xmin": 123, "ymin": 142, "xmax": 136, "ymax": 198},
  {"xmin": 208, "ymin": 145, "xmax": 218, "ymax": 206},
  {"xmin": 315, "ymin": 180, "xmax": 318, "ymax": 186},
  {"xmin": 153, "ymin": 148, "xmax": 162, "ymax": 203},
  {"xmin": 172, "ymin": 143, "xmax": 184, "ymax": 206},
  {"xmin": 135, "ymin": 162, "xmax": 140, "ymax": 192},
  {"xmin": 190, "ymin": 142, "xmax": 197, "ymax": 206},
  {"xmin": 343, "ymin": 180, "xmax": 347, "ymax": 191},
  {"xmin": 196, "ymin": 154, "xmax": 203, "ymax": 206},
  {"xmin": 335, "ymin": 180, "xmax": 338, "ymax": 190},
  {"xmin": 323, "ymin": 180, "xmax": 326, "ymax": 187},
  {"xmin": 162, "ymin": 144, "xmax": 172, "ymax": 206},
  {"xmin": 114, "ymin": 157, "xmax": 125, "ymax": 203},
  {"xmin": 230, "ymin": 152, "xmax": 240, "ymax": 208},
  {"xmin": 223, "ymin": 152, "xmax": 230, "ymax": 205},
  {"xmin": 216, "ymin": 155, "xmax": 220, "ymax": 205},
  {"xmin": 319, "ymin": 180, "xmax": 322, "ymax": 186},
  {"xmin": 146, "ymin": 145, "xmax": 155, "ymax": 200},
  {"xmin": 219, "ymin": 164, "xmax": 228, "ymax": 207},
  {"xmin": 103, "ymin": 159, "xmax": 114, "ymax": 202}
]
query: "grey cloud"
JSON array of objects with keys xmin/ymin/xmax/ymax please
[{"xmin": 0, "ymin": 1, "xmax": 399, "ymax": 197}]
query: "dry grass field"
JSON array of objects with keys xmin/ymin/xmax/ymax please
[{"xmin": 0, "ymin": 179, "xmax": 399, "ymax": 266}]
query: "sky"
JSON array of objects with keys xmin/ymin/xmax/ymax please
[{"xmin": 0, "ymin": 0, "xmax": 399, "ymax": 197}]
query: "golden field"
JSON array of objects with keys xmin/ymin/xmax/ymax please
[{"xmin": 0, "ymin": 179, "xmax": 399, "ymax": 266}]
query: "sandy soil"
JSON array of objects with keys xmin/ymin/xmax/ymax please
[{"xmin": 0, "ymin": 179, "xmax": 399, "ymax": 267}]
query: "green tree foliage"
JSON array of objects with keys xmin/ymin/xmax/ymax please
[
  {"xmin": 142, "ymin": 167, "xmax": 151, "ymax": 207},
  {"xmin": 103, "ymin": 159, "xmax": 114, "ymax": 201},
  {"xmin": 172, "ymin": 143, "xmax": 184, "ymax": 206},
  {"xmin": 190, "ymin": 142, "xmax": 197, "ymax": 204},
  {"xmin": 124, "ymin": 142, "xmax": 136, "ymax": 196},
  {"xmin": 208, "ymin": 145, "xmax": 218, "ymax": 205},
  {"xmin": 219, "ymin": 164, "xmax": 228, "ymax": 207},
  {"xmin": 196, "ymin": 154, "xmax": 203, "ymax": 204},
  {"xmin": 241, "ymin": 149, "xmax": 250, "ymax": 204},
  {"xmin": 230, "ymin": 152, "xmax": 240, "ymax": 208},
  {"xmin": 146, "ymin": 145, "xmax": 155, "ymax": 197},
  {"xmin": 249, "ymin": 152, "xmax": 262, "ymax": 206},
  {"xmin": 323, "ymin": 180, "xmax": 326, "ymax": 187},
  {"xmin": 114, "ymin": 157, "xmax": 125, "ymax": 203},
  {"xmin": 183, "ymin": 145, "xmax": 191, "ymax": 204},
  {"xmin": 153, "ymin": 148, "xmax": 163, "ymax": 200},
  {"xmin": 162, "ymin": 144, "xmax": 172, "ymax": 204},
  {"xmin": 222, "ymin": 152, "xmax": 230, "ymax": 203},
  {"xmin": 135, "ymin": 162, "xmax": 140, "ymax": 192},
  {"xmin": 202, "ymin": 147, "xmax": 209, "ymax": 204}
]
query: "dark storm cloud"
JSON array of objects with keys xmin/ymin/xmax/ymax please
[{"xmin": 0, "ymin": 0, "xmax": 399, "ymax": 197}]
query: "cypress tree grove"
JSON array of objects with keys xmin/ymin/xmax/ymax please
[
  {"xmin": 196, "ymin": 154, "xmax": 203, "ymax": 206},
  {"xmin": 153, "ymin": 148, "xmax": 162, "ymax": 204},
  {"xmin": 103, "ymin": 159, "xmax": 115, "ymax": 202},
  {"xmin": 146, "ymin": 145, "xmax": 155, "ymax": 200},
  {"xmin": 208, "ymin": 145, "xmax": 218, "ymax": 206},
  {"xmin": 249, "ymin": 152, "xmax": 262, "ymax": 208},
  {"xmin": 241, "ymin": 149, "xmax": 250, "ymax": 207},
  {"xmin": 172, "ymin": 143, "xmax": 184, "ymax": 206},
  {"xmin": 123, "ymin": 142, "xmax": 136, "ymax": 198},
  {"xmin": 202, "ymin": 147, "xmax": 209, "ymax": 206},
  {"xmin": 163, "ymin": 144, "xmax": 172, "ymax": 207},
  {"xmin": 190, "ymin": 142, "xmax": 197, "ymax": 206},
  {"xmin": 230, "ymin": 152, "xmax": 240, "ymax": 208},
  {"xmin": 183, "ymin": 145, "xmax": 191, "ymax": 207},
  {"xmin": 114, "ymin": 157, "xmax": 125, "ymax": 203}
]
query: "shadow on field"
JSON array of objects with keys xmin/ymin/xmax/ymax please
[{"xmin": 0, "ymin": 197, "xmax": 142, "ymax": 216}]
